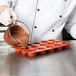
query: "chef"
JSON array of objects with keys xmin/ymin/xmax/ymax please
[{"xmin": 0, "ymin": 0, "xmax": 76, "ymax": 43}]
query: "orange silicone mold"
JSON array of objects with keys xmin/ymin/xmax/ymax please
[{"xmin": 11, "ymin": 39, "xmax": 73, "ymax": 57}]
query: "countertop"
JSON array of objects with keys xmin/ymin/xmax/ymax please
[{"xmin": 0, "ymin": 40, "xmax": 76, "ymax": 76}]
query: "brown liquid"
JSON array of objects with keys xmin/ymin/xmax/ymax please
[{"xmin": 10, "ymin": 24, "xmax": 29, "ymax": 49}]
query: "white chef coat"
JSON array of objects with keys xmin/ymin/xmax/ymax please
[{"xmin": 0, "ymin": 0, "xmax": 76, "ymax": 43}]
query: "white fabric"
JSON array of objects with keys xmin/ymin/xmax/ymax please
[
  {"xmin": 65, "ymin": 6, "xmax": 76, "ymax": 39},
  {"xmin": 0, "ymin": 0, "xmax": 76, "ymax": 43},
  {"xmin": 70, "ymin": 24, "xmax": 76, "ymax": 39},
  {"xmin": 0, "ymin": 8, "xmax": 17, "ymax": 26}
]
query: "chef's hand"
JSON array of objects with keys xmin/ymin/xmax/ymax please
[{"xmin": 0, "ymin": 6, "xmax": 18, "ymax": 26}]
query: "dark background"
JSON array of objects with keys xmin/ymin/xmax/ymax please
[{"xmin": 62, "ymin": 28, "xmax": 75, "ymax": 40}]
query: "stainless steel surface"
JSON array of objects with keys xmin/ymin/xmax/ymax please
[
  {"xmin": 0, "ymin": 41, "xmax": 10, "ymax": 54},
  {"xmin": 0, "ymin": 40, "xmax": 76, "ymax": 76}
]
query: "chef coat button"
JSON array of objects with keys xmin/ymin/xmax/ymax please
[
  {"xmin": 52, "ymin": 29, "xmax": 55, "ymax": 32},
  {"xmin": 37, "ymin": 9, "xmax": 40, "ymax": 11},
  {"xmin": 64, "ymin": 0, "xmax": 67, "ymax": 1},
  {"xmin": 59, "ymin": 15, "xmax": 62, "ymax": 18},
  {"xmin": 34, "ymin": 26, "xmax": 37, "ymax": 28}
]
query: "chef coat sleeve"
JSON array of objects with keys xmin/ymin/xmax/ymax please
[
  {"xmin": 0, "ymin": 0, "xmax": 17, "ymax": 8},
  {"xmin": 65, "ymin": 6, "xmax": 76, "ymax": 39}
]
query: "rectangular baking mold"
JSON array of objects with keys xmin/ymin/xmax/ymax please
[{"xmin": 11, "ymin": 39, "xmax": 73, "ymax": 57}]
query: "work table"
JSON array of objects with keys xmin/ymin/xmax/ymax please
[{"xmin": 0, "ymin": 40, "xmax": 76, "ymax": 76}]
